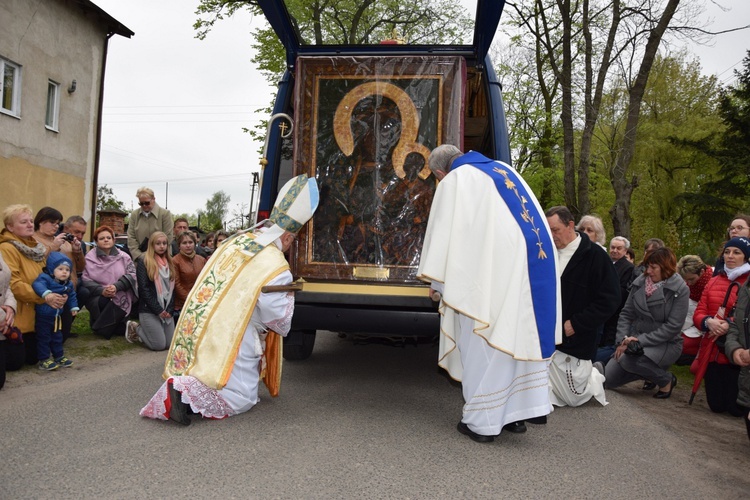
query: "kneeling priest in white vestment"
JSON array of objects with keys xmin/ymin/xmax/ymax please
[
  {"xmin": 140, "ymin": 175, "xmax": 319, "ymax": 425},
  {"xmin": 417, "ymin": 145, "xmax": 561, "ymax": 443}
]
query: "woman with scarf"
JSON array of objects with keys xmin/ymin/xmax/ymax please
[
  {"xmin": 172, "ymin": 231, "xmax": 206, "ymax": 321},
  {"xmin": 676, "ymin": 255, "xmax": 714, "ymax": 366},
  {"xmin": 126, "ymin": 231, "xmax": 175, "ymax": 350},
  {"xmin": 81, "ymin": 226, "xmax": 137, "ymax": 339},
  {"xmin": 713, "ymin": 214, "xmax": 750, "ymax": 276},
  {"xmin": 604, "ymin": 247, "xmax": 689, "ymax": 399},
  {"xmin": 692, "ymin": 237, "xmax": 750, "ymax": 416},
  {"xmin": 0, "ymin": 205, "xmax": 66, "ymax": 368}
]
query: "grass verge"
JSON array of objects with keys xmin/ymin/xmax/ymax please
[{"xmin": 64, "ymin": 309, "xmax": 141, "ymax": 359}]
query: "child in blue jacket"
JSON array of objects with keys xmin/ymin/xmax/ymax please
[{"xmin": 32, "ymin": 252, "xmax": 79, "ymax": 370}]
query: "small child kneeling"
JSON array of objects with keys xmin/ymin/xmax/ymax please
[{"xmin": 32, "ymin": 252, "xmax": 78, "ymax": 371}]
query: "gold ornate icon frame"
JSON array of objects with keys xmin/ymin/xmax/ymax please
[{"xmin": 292, "ymin": 55, "xmax": 465, "ymax": 283}]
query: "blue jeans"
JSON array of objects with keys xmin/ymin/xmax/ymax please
[
  {"xmin": 594, "ymin": 345, "xmax": 616, "ymax": 364},
  {"xmin": 35, "ymin": 313, "xmax": 64, "ymax": 361}
]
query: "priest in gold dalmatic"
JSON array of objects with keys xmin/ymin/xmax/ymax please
[{"xmin": 140, "ymin": 175, "xmax": 319, "ymax": 425}]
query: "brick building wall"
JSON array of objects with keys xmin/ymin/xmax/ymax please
[{"xmin": 97, "ymin": 209, "xmax": 127, "ymax": 234}]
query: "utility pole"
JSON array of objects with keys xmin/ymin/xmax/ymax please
[{"xmin": 249, "ymin": 172, "xmax": 260, "ymax": 224}]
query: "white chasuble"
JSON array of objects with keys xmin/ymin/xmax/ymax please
[{"xmin": 417, "ymin": 155, "xmax": 561, "ymax": 381}]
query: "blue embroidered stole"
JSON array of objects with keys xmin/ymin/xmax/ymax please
[{"xmin": 452, "ymin": 151, "xmax": 558, "ymax": 358}]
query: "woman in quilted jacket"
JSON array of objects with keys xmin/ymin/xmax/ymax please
[{"xmin": 693, "ymin": 237, "xmax": 750, "ymax": 416}]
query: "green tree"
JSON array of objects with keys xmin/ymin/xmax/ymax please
[
  {"xmin": 197, "ymin": 190, "xmax": 232, "ymax": 231},
  {"xmin": 172, "ymin": 213, "xmax": 200, "ymax": 228},
  {"xmin": 195, "ymin": 0, "xmax": 475, "ymax": 148},
  {"xmin": 97, "ymin": 184, "xmax": 126, "ymax": 212},
  {"xmin": 503, "ymin": 0, "xmax": 707, "ymax": 237},
  {"xmin": 594, "ymin": 52, "xmax": 723, "ymax": 255},
  {"xmin": 677, "ymin": 50, "xmax": 750, "ymax": 249},
  {"xmin": 196, "ymin": 0, "xmax": 473, "ymax": 46}
]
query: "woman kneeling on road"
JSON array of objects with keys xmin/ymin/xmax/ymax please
[
  {"xmin": 127, "ymin": 231, "xmax": 175, "ymax": 350},
  {"xmin": 604, "ymin": 247, "xmax": 689, "ymax": 399},
  {"xmin": 692, "ymin": 237, "xmax": 750, "ymax": 416}
]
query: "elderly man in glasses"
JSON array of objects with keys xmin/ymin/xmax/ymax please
[{"xmin": 127, "ymin": 186, "xmax": 174, "ymax": 261}]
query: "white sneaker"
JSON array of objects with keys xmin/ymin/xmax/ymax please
[{"xmin": 125, "ymin": 320, "xmax": 141, "ymax": 343}]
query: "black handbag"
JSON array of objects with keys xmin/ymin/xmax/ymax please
[
  {"xmin": 91, "ymin": 299, "xmax": 127, "ymax": 339},
  {"xmin": 625, "ymin": 339, "xmax": 644, "ymax": 356}
]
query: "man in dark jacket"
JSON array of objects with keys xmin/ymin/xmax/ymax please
[
  {"xmin": 595, "ymin": 236, "xmax": 635, "ymax": 363},
  {"xmin": 544, "ymin": 206, "xmax": 620, "ymax": 408}
]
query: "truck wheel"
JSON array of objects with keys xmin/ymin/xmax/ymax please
[{"xmin": 283, "ymin": 329, "xmax": 316, "ymax": 360}]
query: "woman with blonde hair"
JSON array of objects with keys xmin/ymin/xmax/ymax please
[
  {"xmin": 127, "ymin": 231, "xmax": 175, "ymax": 350},
  {"xmin": 675, "ymin": 255, "xmax": 713, "ymax": 366},
  {"xmin": 0, "ymin": 205, "xmax": 64, "ymax": 368}
]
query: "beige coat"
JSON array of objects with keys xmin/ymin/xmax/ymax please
[{"xmin": 127, "ymin": 204, "xmax": 174, "ymax": 261}]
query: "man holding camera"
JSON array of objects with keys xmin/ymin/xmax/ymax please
[
  {"xmin": 127, "ymin": 187, "xmax": 174, "ymax": 261},
  {"xmin": 59, "ymin": 215, "xmax": 88, "ymax": 340}
]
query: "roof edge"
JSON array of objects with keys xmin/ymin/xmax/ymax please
[{"xmin": 72, "ymin": 0, "xmax": 135, "ymax": 38}]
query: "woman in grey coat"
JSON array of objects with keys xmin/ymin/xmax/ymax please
[
  {"xmin": 605, "ymin": 247, "xmax": 689, "ymax": 398},
  {"xmin": 724, "ymin": 281, "xmax": 750, "ymax": 440}
]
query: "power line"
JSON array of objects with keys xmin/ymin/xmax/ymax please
[
  {"xmin": 104, "ymin": 104, "xmax": 268, "ymax": 109},
  {"xmin": 104, "ymin": 111, "xmax": 261, "ymax": 116},
  {"xmin": 105, "ymin": 172, "xmax": 255, "ymax": 186},
  {"xmin": 101, "ymin": 145, "xmax": 208, "ymax": 177},
  {"xmin": 103, "ymin": 119, "xmax": 262, "ymax": 124},
  {"xmin": 716, "ymin": 58, "xmax": 743, "ymax": 86}
]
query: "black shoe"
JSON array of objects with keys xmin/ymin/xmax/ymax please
[
  {"xmin": 525, "ymin": 415, "xmax": 547, "ymax": 425},
  {"xmin": 168, "ymin": 383, "xmax": 191, "ymax": 426},
  {"xmin": 642, "ymin": 381, "xmax": 657, "ymax": 391},
  {"xmin": 503, "ymin": 421, "xmax": 527, "ymax": 434},
  {"xmin": 457, "ymin": 421, "xmax": 494, "ymax": 443},
  {"xmin": 653, "ymin": 374, "xmax": 677, "ymax": 399}
]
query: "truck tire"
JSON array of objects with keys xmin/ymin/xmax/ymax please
[{"xmin": 283, "ymin": 329, "xmax": 316, "ymax": 360}]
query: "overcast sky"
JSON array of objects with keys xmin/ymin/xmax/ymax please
[{"xmin": 92, "ymin": 0, "xmax": 750, "ymax": 224}]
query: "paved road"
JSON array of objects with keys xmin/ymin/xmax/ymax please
[{"xmin": 0, "ymin": 333, "xmax": 744, "ymax": 498}]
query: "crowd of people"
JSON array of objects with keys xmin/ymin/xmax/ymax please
[
  {"xmin": 2, "ymin": 168, "xmax": 750, "ymax": 444},
  {"xmin": 0, "ymin": 187, "xmax": 230, "ymax": 389},
  {"xmin": 415, "ymin": 145, "xmax": 750, "ymax": 444}
]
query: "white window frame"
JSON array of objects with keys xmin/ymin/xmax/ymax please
[
  {"xmin": 45, "ymin": 80, "xmax": 60, "ymax": 131},
  {"xmin": 0, "ymin": 57, "xmax": 21, "ymax": 117}
]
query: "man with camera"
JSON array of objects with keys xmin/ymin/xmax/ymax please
[{"xmin": 59, "ymin": 215, "xmax": 88, "ymax": 339}]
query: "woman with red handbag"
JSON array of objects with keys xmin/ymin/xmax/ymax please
[{"xmin": 692, "ymin": 237, "xmax": 750, "ymax": 416}]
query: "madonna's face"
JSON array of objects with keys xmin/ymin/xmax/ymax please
[{"xmin": 353, "ymin": 97, "xmax": 401, "ymax": 164}]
